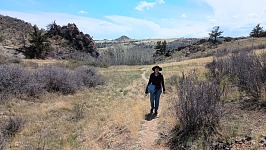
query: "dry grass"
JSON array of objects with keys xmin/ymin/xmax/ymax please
[
  {"xmin": 0, "ymin": 66, "xmax": 150, "ymax": 150},
  {"xmin": 1, "ymin": 56, "xmax": 212, "ymax": 149},
  {"xmin": 218, "ymin": 37, "xmax": 266, "ymax": 50},
  {"xmin": 154, "ymin": 43, "xmax": 266, "ymax": 148},
  {"xmin": 23, "ymin": 59, "xmax": 66, "ymax": 66},
  {"xmin": 2, "ymin": 38, "xmax": 266, "ymax": 149}
]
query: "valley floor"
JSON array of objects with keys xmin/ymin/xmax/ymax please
[{"xmin": 1, "ymin": 51, "xmax": 266, "ymax": 149}]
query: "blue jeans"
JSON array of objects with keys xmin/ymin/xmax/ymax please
[{"xmin": 150, "ymin": 88, "xmax": 162, "ymax": 112}]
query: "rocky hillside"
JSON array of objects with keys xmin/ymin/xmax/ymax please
[
  {"xmin": 0, "ymin": 15, "xmax": 99, "ymax": 58},
  {"xmin": 0, "ymin": 15, "xmax": 33, "ymax": 48},
  {"xmin": 47, "ymin": 22, "xmax": 99, "ymax": 58}
]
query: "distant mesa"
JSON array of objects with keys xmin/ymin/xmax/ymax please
[{"xmin": 115, "ymin": 35, "xmax": 131, "ymax": 42}]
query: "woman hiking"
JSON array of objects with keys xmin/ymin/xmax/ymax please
[{"xmin": 145, "ymin": 65, "xmax": 165, "ymax": 115}]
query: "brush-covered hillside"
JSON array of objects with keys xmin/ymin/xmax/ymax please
[{"xmin": 0, "ymin": 15, "xmax": 99, "ymax": 60}]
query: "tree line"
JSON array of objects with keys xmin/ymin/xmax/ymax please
[{"xmin": 27, "ymin": 23, "xmax": 266, "ymax": 60}]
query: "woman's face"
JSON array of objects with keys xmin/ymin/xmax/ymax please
[{"xmin": 155, "ymin": 68, "xmax": 159, "ymax": 74}]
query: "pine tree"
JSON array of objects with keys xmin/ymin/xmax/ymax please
[
  {"xmin": 209, "ymin": 26, "xmax": 223, "ymax": 43},
  {"xmin": 28, "ymin": 25, "xmax": 51, "ymax": 59},
  {"xmin": 155, "ymin": 40, "xmax": 167, "ymax": 54},
  {"xmin": 250, "ymin": 24, "xmax": 264, "ymax": 37},
  {"xmin": 162, "ymin": 40, "xmax": 167, "ymax": 54}
]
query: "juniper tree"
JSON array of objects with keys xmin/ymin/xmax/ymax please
[
  {"xmin": 250, "ymin": 24, "xmax": 264, "ymax": 37},
  {"xmin": 209, "ymin": 26, "xmax": 223, "ymax": 43},
  {"xmin": 28, "ymin": 25, "xmax": 51, "ymax": 59},
  {"xmin": 155, "ymin": 40, "xmax": 167, "ymax": 54}
]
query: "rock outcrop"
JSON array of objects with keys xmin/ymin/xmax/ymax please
[
  {"xmin": 0, "ymin": 15, "xmax": 99, "ymax": 58},
  {"xmin": 48, "ymin": 22, "xmax": 99, "ymax": 58}
]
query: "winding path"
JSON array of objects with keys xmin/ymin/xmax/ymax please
[{"xmin": 138, "ymin": 70, "xmax": 167, "ymax": 150}]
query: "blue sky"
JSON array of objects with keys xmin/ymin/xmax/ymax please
[{"xmin": 1, "ymin": 0, "xmax": 266, "ymax": 40}]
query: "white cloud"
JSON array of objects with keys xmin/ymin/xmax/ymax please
[
  {"xmin": 105, "ymin": 15, "xmax": 209, "ymax": 38},
  {"xmin": 181, "ymin": 14, "xmax": 187, "ymax": 18},
  {"xmin": 200, "ymin": 0, "xmax": 266, "ymax": 36},
  {"xmin": 78, "ymin": 10, "xmax": 88, "ymax": 14},
  {"xmin": 0, "ymin": 11, "xmax": 210, "ymax": 39},
  {"xmin": 12, "ymin": 0, "xmax": 266, "ymax": 40},
  {"xmin": 248, "ymin": 13, "xmax": 259, "ymax": 19},
  {"xmin": 0, "ymin": 11, "xmax": 129, "ymax": 39},
  {"xmin": 135, "ymin": 1, "xmax": 156, "ymax": 11},
  {"xmin": 207, "ymin": 16, "xmax": 218, "ymax": 24},
  {"xmin": 263, "ymin": 7, "xmax": 266, "ymax": 13},
  {"xmin": 232, "ymin": 15, "xmax": 239, "ymax": 18},
  {"xmin": 157, "ymin": 0, "xmax": 165, "ymax": 4},
  {"xmin": 135, "ymin": 0, "xmax": 165, "ymax": 11}
]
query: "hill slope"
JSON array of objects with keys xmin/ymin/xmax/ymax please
[
  {"xmin": 115, "ymin": 35, "xmax": 131, "ymax": 42},
  {"xmin": 0, "ymin": 15, "xmax": 33, "ymax": 48},
  {"xmin": 0, "ymin": 15, "xmax": 99, "ymax": 58}
]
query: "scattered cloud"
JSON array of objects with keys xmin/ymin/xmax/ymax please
[
  {"xmin": 135, "ymin": 0, "xmax": 165, "ymax": 11},
  {"xmin": 4, "ymin": 0, "xmax": 266, "ymax": 40},
  {"xmin": 135, "ymin": 1, "xmax": 156, "ymax": 11},
  {"xmin": 0, "ymin": 11, "xmax": 129, "ymax": 39},
  {"xmin": 200, "ymin": 0, "xmax": 266, "ymax": 36},
  {"xmin": 181, "ymin": 14, "xmax": 187, "ymax": 18},
  {"xmin": 248, "ymin": 13, "xmax": 259, "ymax": 19},
  {"xmin": 206, "ymin": 16, "xmax": 218, "ymax": 24},
  {"xmin": 263, "ymin": 7, "xmax": 266, "ymax": 13},
  {"xmin": 232, "ymin": 15, "xmax": 239, "ymax": 18},
  {"xmin": 0, "ymin": 11, "xmax": 210, "ymax": 39},
  {"xmin": 157, "ymin": 0, "xmax": 165, "ymax": 4},
  {"xmin": 78, "ymin": 10, "xmax": 88, "ymax": 14}
]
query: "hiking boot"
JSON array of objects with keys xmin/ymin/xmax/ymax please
[
  {"xmin": 150, "ymin": 108, "xmax": 153, "ymax": 114},
  {"xmin": 154, "ymin": 110, "xmax": 158, "ymax": 115}
]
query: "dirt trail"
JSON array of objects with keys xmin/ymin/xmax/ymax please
[
  {"xmin": 139, "ymin": 70, "xmax": 168, "ymax": 150},
  {"xmin": 141, "ymin": 70, "xmax": 149, "ymax": 82}
]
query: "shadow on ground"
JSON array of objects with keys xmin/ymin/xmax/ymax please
[{"xmin": 144, "ymin": 113, "xmax": 158, "ymax": 121}]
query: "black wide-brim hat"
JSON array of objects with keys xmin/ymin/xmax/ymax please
[{"xmin": 152, "ymin": 65, "xmax": 162, "ymax": 71}]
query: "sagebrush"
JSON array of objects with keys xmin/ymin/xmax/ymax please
[
  {"xmin": 172, "ymin": 72, "xmax": 221, "ymax": 149},
  {"xmin": 207, "ymin": 51, "xmax": 266, "ymax": 101},
  {"xmin": 0, "ymin": 64, "xmax": 104, "ymax": 102}
]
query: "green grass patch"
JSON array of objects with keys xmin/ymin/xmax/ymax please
[
  {"xmin": 104, "ymin": 71, "xmax": 142, "ymax": 89},
  {"xmin": 57, "ymin": 59, "xmax": 109, "ymax": 69}
]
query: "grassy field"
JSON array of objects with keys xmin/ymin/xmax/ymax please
[
  {"xmin": 2, "ymin": 39, "xmax": 266, "ymax": 149},
  {"xmin": 2, "ymin": 56, "xmax": 211, "ymax": 150},
  {"xmin": 1, "ymin": 65, "xmax": 149, "ymax": 149}
]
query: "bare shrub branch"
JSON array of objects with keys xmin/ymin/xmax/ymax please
[
  {"xmin": 173, "ymin": 72, "xmax": 222, "ymax": 149},
  {"xmin": 2, "ymin": 116, "xmax": 23, "ymax": 138},
  {"xmin": 207, "ymin": 51, "xmax": 265, "ymax": 100},
  {"xmin": 74, "ymin": 66, "xmax": 105, "ymax": 88},
  {"xmin": 34, "ymin": 65, "xmax": 79, "ymax": 94},
  {"xmin": 0, "ymin": 64, "xmax": 105, "ymax": 101}
]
